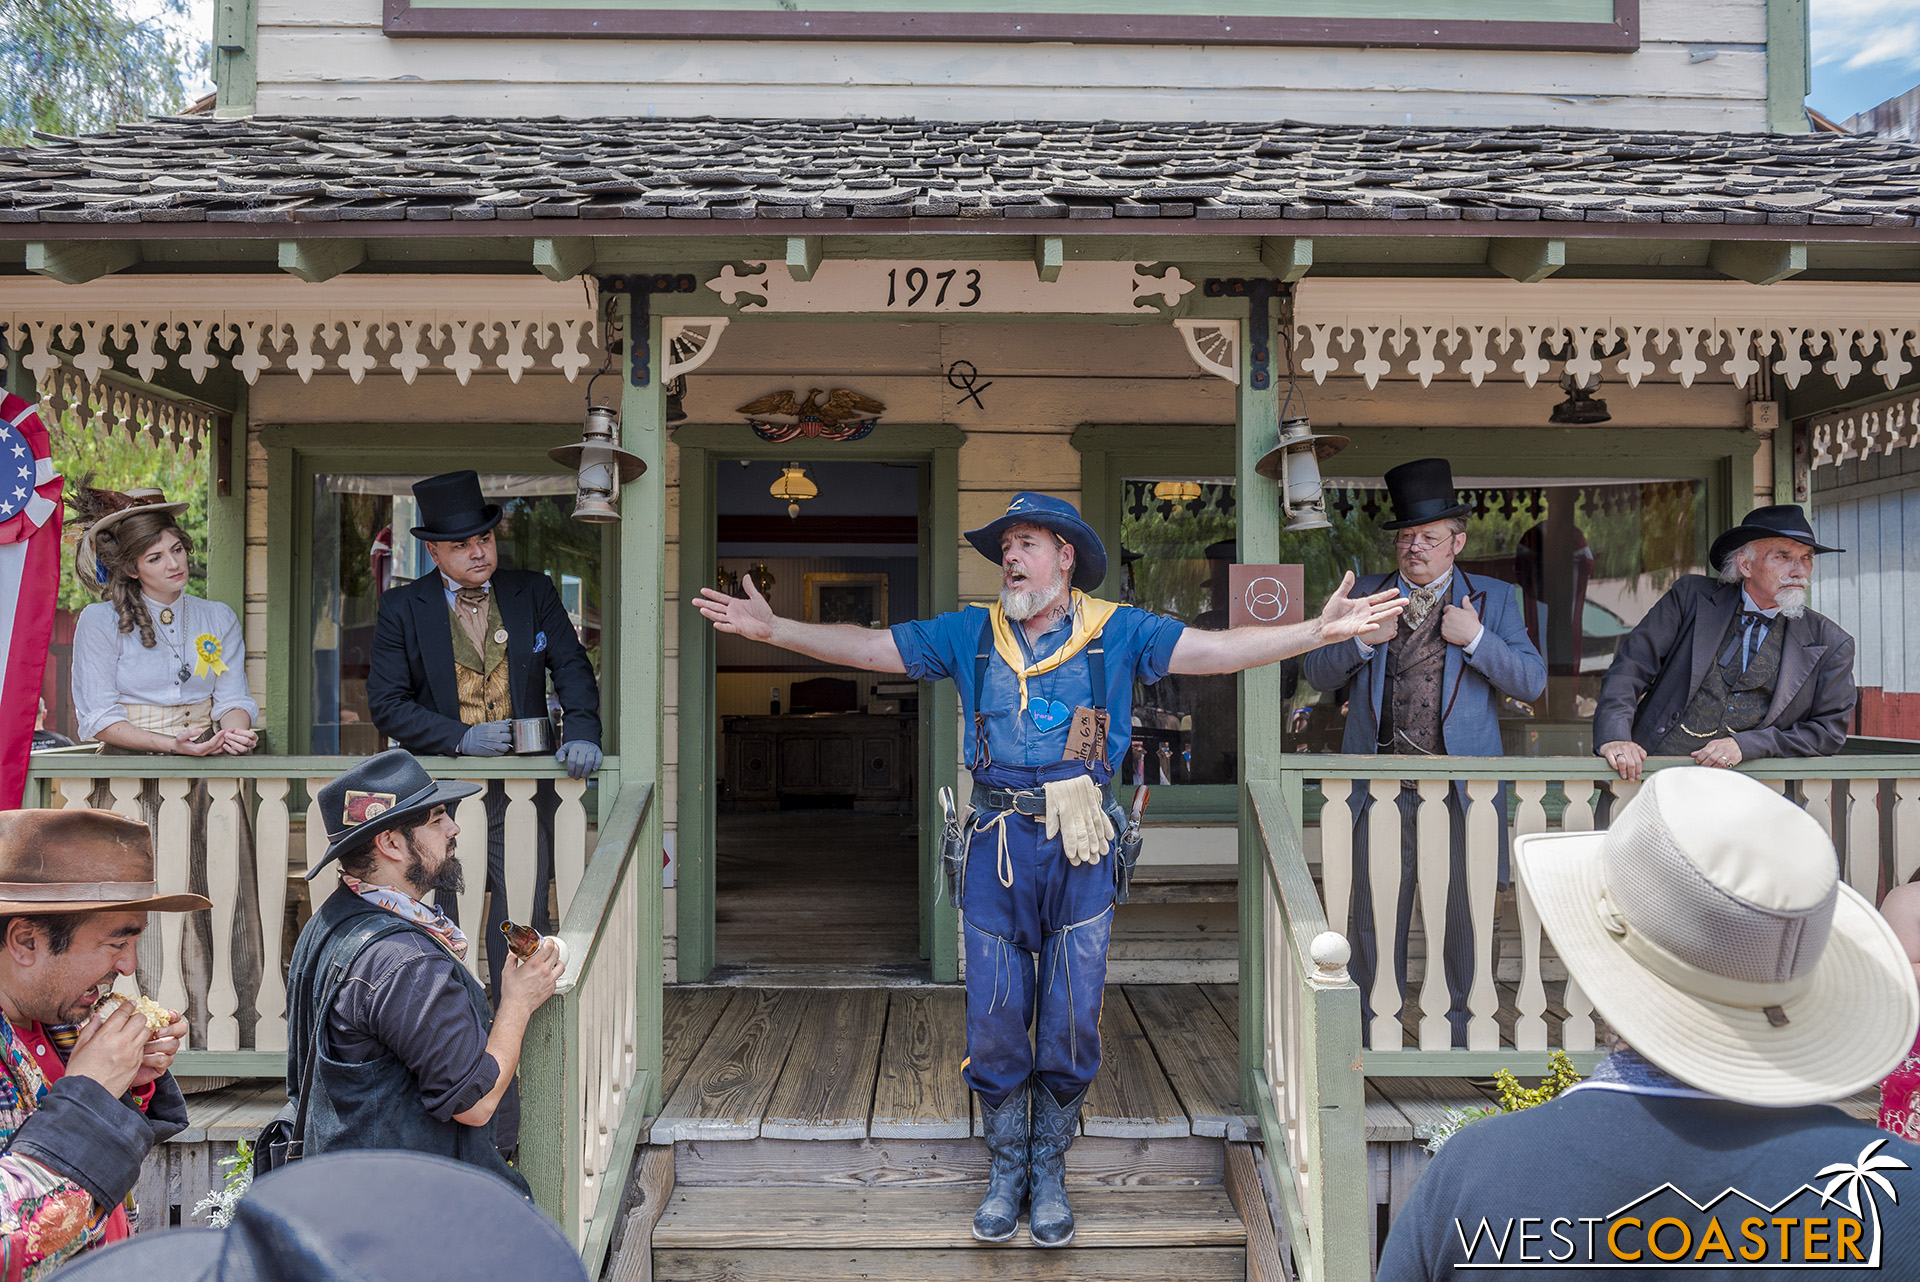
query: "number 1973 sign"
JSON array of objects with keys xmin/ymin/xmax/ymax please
[{"xmin": 705, "ymin": 260, "xmax": 1195, "ymax": 314}]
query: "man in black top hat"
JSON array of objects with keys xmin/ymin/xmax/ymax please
[
  {"xmin": 366, "ymin": 470, "xmax": 602, "ymax": 998},
  {"xmin": 1302, "ymin": 458, "xmax": 1545, "ymax": 1047},
  {"xmin": 284, "ymin": 749, "xmax": 563, "ymax": 1176},
  {"xmin": 1595, "ymin": 504, "xmax": 1856, "ymax": 780}
]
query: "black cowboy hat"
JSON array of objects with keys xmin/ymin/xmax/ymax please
[
  {"xmin": 57, "ymin": 1151, "xmax": 589, "ymax": 1282},
  {"xmin": 410, "ymin": 470, "xmax": 502, "ymax": 543},
  {"xmin": 964, "ymin": 491, "xmax": 1107, "ymax": 591},
  {"xmin": 1708, "ymin": 504, "xmax": 1843, "ymax": 573},
  {"xmin": 308, "ymin": 748, "xmax": 481, "ymax": 879},
  {"xmin": 1378, "ymin": 458, "xmax": 1473, "ymax": 531}
]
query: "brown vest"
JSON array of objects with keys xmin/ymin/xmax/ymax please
[
  {"xmin": 1379, "ymin": 604, "xmax": 1448, "ymax": 755},
  {"xmin": 450, "ymin": 594, "xmax": 512, "ymax": 726},
  {"xmin": 1657, "ymin": 612, "xmax": 1786, "ymax": 753}
]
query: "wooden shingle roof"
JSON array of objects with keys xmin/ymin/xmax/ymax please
[{"xmin": 3, "ymin": 115, "xmax": 1919, "ymax": 230}]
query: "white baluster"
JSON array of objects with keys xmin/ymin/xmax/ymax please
[
  {"xmin": 1415, "ymin": 779, "xmax": 1452, "ymax": 1051},
  {"xmin": 203, "ymin": 777, "xmax": 242, "ymax": 1051},
  {"xmin": 55, "ymin": 778, "xmax": 95, "ymax": 810},
  {"xmin": 306, "ymin": 778, "xmax": 341, "ymax": 905},
  {"xmin": 109, "ymin": 776, "xmax": 144, "ymax": 822},
  {"xmin": 1366, "ymin": 778, "xmax": 1403, "ymax": 1051},
  {"xmin": 1846, "ymin": 779, "xmax": 1882, "ymax": 904},
  {"xmin": 1512, "ymin": 780, "xmax": 1549, "ymax": 1051},
  {"xmin": 254, "ymin": 778, "xmax": 291, "ymax": 1051},
  {"xmin": 1895, "ymin": 780, "xmax": 1920, "ymax": 886},
  {"xmin": 450, "ymin": 784, "xmax": 488, "ymax": 980},
  {"xmin": 503, "ymin": 778, "xmax": 540, "ymax": 928},
  {"xmin": 1464, "ymin": 778, "xmax": 1501, "ymax": 1051},
  {"xmin": 1318, "ymin": 779, "xmax": 1353, "ymax": 942},
  {"xmin": 1608, "ymin": 778, "xmax": 1641, "ymax": 813},
  {"xmin": 154, "ymin": 779, "xmax": 192, "ymax": 1030},
  {"xmin": 1563, "ymin": 977, "xmax": 1596, "ymax": 1052},
  {"xmin": 1802, "ymin": 778, "xmax": 1836, "ymax": 847},
  {"xmin": 553, "ymin": 777, "xmax": 588, "ymax": 920},
  {"xmin": 1561, "ymin": 779, "xmax": 1596, "ymax": 832}
]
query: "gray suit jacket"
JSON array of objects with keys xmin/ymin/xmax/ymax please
[
  {"xmin": 1302, "ymin": 570, "xmax": 1547, "ymax": 757},
  {"xmin": 1593, "ymin": 575, "xmax": 1856, "ymax": 760}
]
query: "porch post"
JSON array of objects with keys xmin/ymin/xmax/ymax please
[
  {"xmin": 926, "ymin": 444, "xmax": 960, "ymax": 981},
  {"xmin": 1236, "ymin": 298, "xmax": 1282, "ymax": 1109},
  {"xmin": 618, "ymin": 296, "xmax": 668, "ymax": 1106},
  {"xmin": 675, "ymin": 445, "xmax": 716, "ymax": 982}
]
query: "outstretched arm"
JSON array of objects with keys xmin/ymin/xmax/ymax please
[
  {"xmin": 695, "ymin": 575, "xmax": 907, "ymax": 673},
  {"xmin": 1168, "ymin": 573, "xmax": 1405, "ymax": 675}
]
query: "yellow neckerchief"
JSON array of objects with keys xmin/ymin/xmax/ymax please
[{"xmin": 984, "ymin": 588, "xmax": 1123, "ymax": 710}]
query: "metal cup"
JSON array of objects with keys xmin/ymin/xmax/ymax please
[{"xmin": 510, "ymin": 716, "xmax": 555, "ymax": 755}]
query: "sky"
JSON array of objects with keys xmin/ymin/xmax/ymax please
[
  {"xmin": 1808, "ymin": 0, "xmax": 1918, "ymax": 121},
  {"xmin": 115, "ymin": 0, "xmax": 1920, "ymax": 128}
]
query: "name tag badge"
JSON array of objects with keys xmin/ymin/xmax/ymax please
[
  {"xmin": 1061, "ymin": 706, "xmax": 1110, "ymax": 764},
  {"xmin": 1027, "ymin": 698, "xmax": 1071, "ymax": 733}
]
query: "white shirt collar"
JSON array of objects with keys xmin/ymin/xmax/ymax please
[
  {"xmin": 1740, "ymin": 588, "xmax": 1779, "ymax": 619},
  {"xmin": 441, "ymin": 574, "xmax": 489, "ymax": 595}
]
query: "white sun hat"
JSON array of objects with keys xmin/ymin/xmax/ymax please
[{"xmin": 1514, "ymin": 766, "xmax": 1919, "ymax": 1108}]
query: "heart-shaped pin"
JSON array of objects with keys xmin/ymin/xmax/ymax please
[{"xmin": 1028, "ymin": 697, "xmax": 1072, "ymax": 733}]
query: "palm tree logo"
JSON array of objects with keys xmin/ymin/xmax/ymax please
[{"xmin": 1816, "ymin": 1138, "xmax": 1911, "ymax": 1267}]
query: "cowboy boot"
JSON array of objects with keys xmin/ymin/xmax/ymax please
[
  {"xmin": 1027, "ymin": 1081, "xmax": 1085, "ymax": 1247},
  {"xmin": 972, "ymin": 1084, "xmax": 1029, "ymax": 1242}
]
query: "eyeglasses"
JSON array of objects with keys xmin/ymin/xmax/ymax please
[{"xmin": 1393, "ymin": 532, "xmax": 1453, "ymax": 551}]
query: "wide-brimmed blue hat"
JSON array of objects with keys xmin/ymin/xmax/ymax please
[
  {"xmin": 309, "ymin": 748, "xmax": 481, "ymax": 879},
  {"xmin": 965, "ymin": 492, "xmax": 1107, "ymax": 591}
]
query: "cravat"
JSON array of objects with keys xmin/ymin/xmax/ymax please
[
  {"xmin": 1403, "ymin": 572, "xmax": 1452, "ymax": 630},
  {"xmin": 1737, "ymin": 611, "xmax": 1770, "ymax": 671},
  {"xmin": 453, "ymin": 585, "xmax": 490, "ymax": 657}
]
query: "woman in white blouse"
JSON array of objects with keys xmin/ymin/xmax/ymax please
[{"xmin": 69, "ymin": 485, "xmax": 263, "ymax": 1059}]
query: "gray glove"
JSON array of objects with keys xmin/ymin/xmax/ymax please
[
  {"xmin": 557, "ymin": 740, "xmax": 603, "ymax": 779},
  {"xmin": 458, "ymin": 721, "xmax": 512, "ymax": 757}
]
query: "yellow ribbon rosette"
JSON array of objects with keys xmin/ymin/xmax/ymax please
[{"xmin": 193, "ymin": 633, "xmax": 229, "ymax": 680}]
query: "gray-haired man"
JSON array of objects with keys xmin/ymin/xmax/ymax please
[{"xmin": 1594, "ymin": 504, "xmax": 1856, "ymax": 781}]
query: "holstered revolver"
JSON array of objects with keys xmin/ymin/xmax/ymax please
[
  {"xmin": 938, "ymin": 786, "xmax": 965, "ymax": 907},
  {"xmin": 1114, "ymin": 784, "xmax": 1149, "ymax": 904}
]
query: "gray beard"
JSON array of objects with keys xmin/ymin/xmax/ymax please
[
  {"xmin": 1001, "ymin": 575, "xmax": 1065, "ymax": 622},
  {"xmin": 1774, "ymin": 586, "xmax": 1808, "ymax": 619}
]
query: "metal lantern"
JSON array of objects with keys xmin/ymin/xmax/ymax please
[
  {"xmin": 769, "ymin": 462, "xmax": 817, "ymax": 519},
  {"xmin": 1254, "ymin": 416, "xmax": 1350, "ymax": 532},
  {"xmin": 1549, "ymin": 372, "xmax": 1612, "ymax": 425},
  {"xmin": 549, "ymin": 405, "xmax": 646, "ymax": 523}
]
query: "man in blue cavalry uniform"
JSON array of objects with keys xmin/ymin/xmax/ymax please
[{"xmin": 696, "ymin": 492, "xmax": 1402, "ymax": 1247}]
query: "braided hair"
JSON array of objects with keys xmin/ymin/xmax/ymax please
[{"xmin": 69, "ymin": 482, "xmax": 194, "ymax": 650}]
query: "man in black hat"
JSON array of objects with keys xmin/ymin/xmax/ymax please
[
  {"xmin": 1595, "ymin": 504, "xmax": 1855, "ymax": 780},
  {"xmin": 366, "ymin": 470, "xmax": 602, "ymax": 997},
  {"xmin": 1302, "ymin": 458, "xmax": 1546, "ymax": 1047},
  {"xmin": 284, "ymin": 749, "xmax": 563, "ymax": 1180}
]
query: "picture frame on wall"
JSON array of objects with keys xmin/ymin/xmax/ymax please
[{"xmin": 803, "ymin": 572, "xmax": 889, "ymax": 628}]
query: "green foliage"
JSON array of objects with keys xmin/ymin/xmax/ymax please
[
  {"xmin": 0, "ymin": 0, "xmax": 206, "ymax": 147},
  {"xmin": 51, "ymin": 415, "xmax": 207, "ymax": 612},
  {"xmin": 1493, "ymin": 1049, "xmax": 1585, "ymax": 1112},
  {"xmin": 192, "ymin": 1139, "xmax": 253, "ymax": 1228}
]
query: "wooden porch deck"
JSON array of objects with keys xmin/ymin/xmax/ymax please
[{"xmin": 653, "ymin": 983, "xmax": 1245, "ymax": 1145}]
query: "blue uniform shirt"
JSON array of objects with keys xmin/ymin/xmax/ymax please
[{"xmin": 891, "ymin": 603, "xmax": 1186, "ymax": 768}]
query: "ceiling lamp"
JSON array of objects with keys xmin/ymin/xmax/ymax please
[
  {"xmin": 1152, "ymin": 480, "xmax": 1204, "ymax": 508},
  {"xmin": 769, "ymin": 462, "xmax": 817, "ymax": 519},
  {"xmin": 1549, "ymin": 372, "xmax": 1612, "ymax": 425},
  {"xmin": 548, "ymin": 405, "xmax": 645, "ymax": 523},
  {"xmin": 1255, "ymin": 416, "xmax": 1350, "ymax": 532}
]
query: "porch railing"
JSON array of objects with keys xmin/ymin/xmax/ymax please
[
  {"xmin": 520, "ymin": 781, "xmax": 653, "ymax": 1271},
  {"xmin": 1245, "ymin": 754, "xmax": 1920, "ymax": 1281},
  {"xmin": 22, "ymin": 752, "xmax": 619, "ymax": 1077}
]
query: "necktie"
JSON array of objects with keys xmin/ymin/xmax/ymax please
[
  {"xmin": 453, "ymin": 585, "xmax": 490, "ymax": 657},
  {"xmin": 1736, "ymin": 611, "xmax": 1770, "ymax": 671}
]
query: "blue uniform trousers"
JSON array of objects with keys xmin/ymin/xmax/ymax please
[{"xmin": 960, "ymin": 762, "xmax": 1118, "ymax": 1107}]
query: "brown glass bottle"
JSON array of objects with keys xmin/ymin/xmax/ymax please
[{"xmin": 500, "ymin": 920, "xmax": 543, "ymax": 959}]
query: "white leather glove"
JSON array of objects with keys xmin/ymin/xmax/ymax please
[{"xmin": 1044, "ymin": 775, "xmax": 1116, "ymax": 867}]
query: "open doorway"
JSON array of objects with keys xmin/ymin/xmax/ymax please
[{"xmin": 711, "ymin": 459, "xmax": 924, "ymax": 977}]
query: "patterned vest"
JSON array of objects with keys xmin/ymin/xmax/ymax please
[
  {"xmin": 1656, "ymin": 613, "xmax": 1786, "ymax": 753},
  {"xmin": 449, "ymin": 593, "xmax": 512, "ymax": 726},
  {"xmin": 1380, "ymin": 603, "xmax": 1449, "ymax": 755}
]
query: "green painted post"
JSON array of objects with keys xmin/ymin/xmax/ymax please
[
  {"xmin": 213, "ymin": 0, "xmax": 258, "ymax": 118},
  {"xmin": 927, "ymin": 445, "xmax": 960, "ymax": 981},
  {"xmin": 675, "ymin": 446, "xmax": 716, "ymax": 982},
  {"xmin": 1766, "ymin": 0, "xmax": 1810, "ymax": 134},
  {"xmin": 1309, "ymin": 946, "xmax": 1370, "ymax": 1282},
  {"xmin": 205, "ymin": 383, "xmax": 246, "ymax": 619},
  {"xmin": 1237, "ymin": 300, "xmax": 1282, "ymax": 1112},
  {"xmin": 262, "ymin": 444, "xmax": 295, "ymax": 755},
  {"xmin": 619, "ymin": 297, "xmax": 669, "ymax": 1109}
]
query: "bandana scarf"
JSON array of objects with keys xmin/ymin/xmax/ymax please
[
  {"xmin": 986, "ymin": 589, "xmax": 1124, "ymax": 710},
  {"xmin": 342, "ymin": 875, "xmax": 470, "ymax": 960}
]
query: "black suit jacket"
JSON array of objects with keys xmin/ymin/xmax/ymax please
[
  {"xmin": 1593, "ymin": 574, "xmax": 1855, "ymax": 761},
  {"xmin": 366, "ymin": 568, "xmax": 602, "ymax": 757}
]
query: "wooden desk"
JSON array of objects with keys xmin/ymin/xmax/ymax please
[{"xmin": 722, "ymin": 713, "xmax": 915, "ymax": 814}]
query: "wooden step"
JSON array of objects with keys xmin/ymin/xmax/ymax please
[
  {"xmin": 654, "ymin": 1185, "xmax": 1246, "ymax": 1282},
  {"xmin": 672, "ymin": 1136, "xmax": 1226, "ymax": 1188}
]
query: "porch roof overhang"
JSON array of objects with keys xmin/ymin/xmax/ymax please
[{"xmin": 2, "ymin": 116, "xmax": 1919, "ymax": 242}]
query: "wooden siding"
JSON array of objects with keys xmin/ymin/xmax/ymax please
[
  {"xmin": 254, "ymin": 0, "xmax": 1770, "ymax": 130},
  {"xmin": 1812, "ymin": 453, "xmax": 1920, "ymax": 701}
]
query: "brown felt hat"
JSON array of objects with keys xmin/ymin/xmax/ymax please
[{"xmin": 0, "ymin": 810, "xmax": 210, "ymax": 915}]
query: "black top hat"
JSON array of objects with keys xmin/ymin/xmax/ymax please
[
  {"xmin": 410, "ymin": 470, "xmax": 502, "ymax": 543},
  {"xmin": 1708, "ymin": 504, "xmax": 1843, "ymax": 572},
  {"xmin": 57, "ymin": 1151, "xmax": 590, "ymax": 1282},
  {"xmin": 309, "ymin": 748, "xmax": 481, "ymax": 879},
  {"xmin": 1378, "ymin": 458, "xmax": 1473, "ymax": 531}
]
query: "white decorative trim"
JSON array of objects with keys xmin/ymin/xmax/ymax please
[
  {"xmin": 1809, "ymin": 389, "xmax": 1920, "ymax": 474},
  {"xmin": 661, "ymin": 318, "xmax": 730, "ymax": 381},
  {"xmin": 36, "ymin": 367, "xmax": 221, "ymax": 455},
  {"xmin": 1173, "ymin": 319, "xmax": 1239, "ymax": 384}
]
